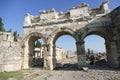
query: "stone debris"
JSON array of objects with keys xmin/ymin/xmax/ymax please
[
  {"xmin": 82, "ymin": 67, "xmax": 88, "ymax": 72},
  {"xmin": 8, "ymin": 78, "xmax": 17, "ymax": 80}
]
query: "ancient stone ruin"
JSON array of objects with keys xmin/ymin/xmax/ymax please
[{"xmin": 0, "ymin": 1, "xmax": 120, "ymax": 72}]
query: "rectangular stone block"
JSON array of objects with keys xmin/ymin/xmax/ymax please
[{"xmin": 77, "ymin": 55, "xmax": 86, "ymax": 69}]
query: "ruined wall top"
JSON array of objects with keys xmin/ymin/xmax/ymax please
[
  {"xmin": 23, "ymin": 1, "xmax": 110, "ymax": 27},
  {"xmin": 110, "ymin": 6, "xmax": 120, "ymax": 27},
  {"xmin": 0, "ymin": 32, "xmax": 13, "ymax": 42}
]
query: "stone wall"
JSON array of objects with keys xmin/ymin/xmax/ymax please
[
  {"xmin": 23, "ymin": 1, "xmax": 110, "ymax": 28},
  {"xmin": 0, "ymin": 32, "xmax": 22, "ymax": 72},
  {"xmin": 55, "ymin": 47, "xmax": 65, "ymax": 62},
  {"xmin": 22, "ymin": 1, "xmax": 120, "ymax": 70},
  {"xmin": 110, "ymin": 6, "xmax": 120, "ymax": 68},
  {"xmin": 69, "ymin": 3, "xmax": 89, "ymax": 18},
  {"xmin": 40, "ymin": 8, "xmax": 57, "ymax": 20}
]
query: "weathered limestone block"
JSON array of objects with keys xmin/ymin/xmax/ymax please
[
  {"xmin": 43, "ymin": 45, "xmax": 54, "ymax": 70},
  {"xmin": 107, "ymin": 53, "xmax": 119, "ymax": 68},
  {"xmin": 55, "ymin": 47, "xmax": 65, "ymax": 62},
  {"xmin": 44, "ymin": 56, "xmax": 53, "ymax": 70},
  {"xmin": 69, "ymin": 3, "xmax": 89, "ymax": 18},
  {"xmin": 77, "ymin": 55, "xmax": 86, "ymax": 69},
  {"xmin": 2, "ymin": 60, "xmax": 21, "ymax": 72},
  {"xmin": 24, "ymin": 13, "xmax": 31, "ymax": 26},
  {"xmin": 100, "ymin": 0, "xmax": 110, "ymax": 13},
  {"xmin": 66, "ymin": 51, "xmax": 75, "ymax": 58},
  {"xmin": 107, "ymin": 41, "xmax": 120, "ymax": 68},
  {"xmin": 0, "ymin": 32, "xmax": 22, "ymax": 72},
  {"xmin": 40, "ymin": 8, "xmax": 57, "ymax": 20}
]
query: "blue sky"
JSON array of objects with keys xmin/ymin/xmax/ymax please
[
  {"xmin": 0, "ymin": 0, "xmax": 120, "ymax": 52},
  {"xmin": 56, "ymin": 35, "xmax": 105, "ymax": 53}
]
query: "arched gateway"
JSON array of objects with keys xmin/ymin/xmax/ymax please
[{"xmin": 22, "ymin": 1, "xmax": 120, "ymax": 70}]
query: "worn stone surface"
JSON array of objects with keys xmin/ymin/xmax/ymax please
[
  {"xmin": 21, "ymin": 1, "xmax": 120, "ymax": 70},
  {"xmin": 0, "ymin": 32, "xmax": 22, "ymax": 72},
  {"xmin": 55, "ymin": 47, "xmax": 65, "ymax": 62}
]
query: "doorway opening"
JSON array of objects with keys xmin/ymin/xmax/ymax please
[
  {"xmin": 53, "ymin": 35, "xmax": 77, "ymax": 70},
  {"xmin": 26, "ymin": 35, "xmax": 45, "ymax": 68},
  {"xmin": 84, "ymin": 35, "xmax": 107, "ymax": 67},
  {"xmin": 32, "ymin": 38, "xmax": 44, "ymax": 68}
]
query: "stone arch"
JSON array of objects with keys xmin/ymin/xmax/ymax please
[
  {"xmin": 47, "ymin": 27, "xmax": 79, "ymax": 69},
  {"xmin": 80, "ymin": 27, "xmax": 113, "ymax": 66},
  {"xmin": 48, "ymin": 27, "xmax": 79, "ymax": 44},
  {"xmin": 22, "ymin": 32, "xmax": 46, "ymax": 44},
  {"xmin": 82, "ymin": 27, "xmax": 111, "ymax": 53},
  {"xmin": 21, "ymin": 32, "xmax": 46, "ymax": 69},
  {"xmin": 82, "ymin": 28, "xmax": 111, "ymax": 44},
  {"xmin": 76, "ymin": 27, "xmax": 111, "ymax": 55}
]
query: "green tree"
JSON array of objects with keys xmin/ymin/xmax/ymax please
[
  {"xmin": 35, "ymin": 40, "xmax": 41, "ymax": 48},
  {"xmin": 13, "ymin": 31, "xmax": 18, "ymax": 41},
  {"xmin": 0, "ymin": 17, "xmax": 4, "ymax": 31}
]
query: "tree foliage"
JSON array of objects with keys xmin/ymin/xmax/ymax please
[
  {"xmin": 13, "ymin": 31, "xmax": 18, "ymax": 41},
  {"xmin": 0, "ymin": 17, "xmax": 5, "ymax": 31},
  {"xmin": 35, "ymin": 40, "xmax": 41, "ymax": 48}
]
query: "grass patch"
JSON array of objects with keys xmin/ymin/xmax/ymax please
[{"xmin": 0, "ymin": 71, "xmax": 23, "ymax": 80}]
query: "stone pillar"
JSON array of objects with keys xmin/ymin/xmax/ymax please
[
  {"xmin": 76, "ymin": 41, "xmax": 86, "ymax": 69},
  {"xmin": 49, "ymin": 44, "xmax": 54, "ymax": 70},
  {"xmin": 40, "ymin": 48, "xmax": 43, "ymax": 58},
  {"xmin": 105, "ymin": 42, "xmax": 110, "ymax": 62},
  {"xmin": 22, "ymin": 40, "xmax": 34, "ymax": 69},
  {"xmin": 107, "ymin": 41, "xmax": 119, "ymax": 68},
  {"xmin": 43, "ymin": 44, "xmax": 53, "ymax": 70},
  {"xmin": 28, "ymin": 41, "xmax": 34, "ymax": 67},
  {"xmin": 21, "ymin": 42, "xmax": 29, "ymax": 69},
  {"xmin": 116, "ymin": 30, "xmax": 120, "ymax": 68},
  {"xmin": 37, "ymin": 51, "xmax": 40, "ymax": 58},
  {"xmin": 52, "ymin": 44, "xmax": 57, "ymax": 68}
]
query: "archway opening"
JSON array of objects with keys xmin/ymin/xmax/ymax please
[
  {"xmin": 33, "ymin": 38, "xmax": 44, "ymax": 68},
  {"xmin": 23, "ymin": 34, "xmax": 45, "ymax": 69},
  {"xmin": 53, "ymin": 34, "xmax": 77, "ymax": 70},
  {"xmin": 84, "ymin": 34, "xmax": 107, "ymax": 66}
]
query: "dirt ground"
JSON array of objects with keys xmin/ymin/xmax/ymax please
[
  {"xmin": 21, "ymin": 68, "xmax": 120, "ymax": 80},
  {"xmin": 6, "ymin": 57, "xmax": 120, "ymax": 80},
  {"xmin": 20, "ymin": 57, "xmax": 120, "ymax": 80}
]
